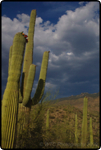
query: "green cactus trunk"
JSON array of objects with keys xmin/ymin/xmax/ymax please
[
  {"xmin": 23, "ymin": 64, "xmax": 36, "ymax": 106},
  {"xmin": 46, "ymin": 109, "xmax": 49, "ymax": 130},
  {"xmin": 22, "ymin": 9, "xmax": 36, "ymax": 98},
  {"xmin": 19, "ymin": 9, "xmax": 36, "ymax": 134},
  {"xmin": 16, "ymin": 10, "xmax": 50, "ymax": 148},
  {"xmin": 32, "ymin": 51, "xmax": 50, "ymax": 105},
  {"xmin": 46, "ymin": 108, "xmax": 49, "ymax": 137},
  {"xmin": 8, "ymin": 45, "xmax": 13, "ymax": 76},
  {"xmin": 81, "ymin": 97, "xmax": 88, "ymax": 148},
  {"xmin": 89, "ymin": 117, "xmax": 93, "ymax": 147},
  {"xmin": 1, "ymin": 33, "xmax": 26, "ymax": 149},
  {"xmin": 75, "ymin": 114, "xmax": 78, "ymax": 145},
  {"xmin": 2, "ymin": 9, "xmax": 50, "ymax": 148}
]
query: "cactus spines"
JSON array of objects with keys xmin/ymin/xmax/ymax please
[
  {"xmin": 2, "ymin": 32, "xmax": 26, "ymax": 149},
  {"xmin": 81, "ymin": 96, "xmax": 88, "ymax": 147}
]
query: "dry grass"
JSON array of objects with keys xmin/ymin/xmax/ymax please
[{"xmin": 15, "ymin": 94, "xmax": 99, "ymax": 149}]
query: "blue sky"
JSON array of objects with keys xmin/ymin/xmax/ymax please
[{"xmin": 2, "ymin": 1, "xmax": 99, "ymax": 100}]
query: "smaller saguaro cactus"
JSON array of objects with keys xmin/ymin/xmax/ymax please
[
  {"xmin": 46, "ymin": 109, "xmax": 49, "ymax": 131},
  {"xmin": 89, "ymin": 117, "xmax": 93, "ymax": 147},
  {"xmin": 75, "ymin": 114, "xmax": 78, "ymax": 145},
  {"xmin": 81, "ymin": 96, "xmax": 88, "ymax": 148}
]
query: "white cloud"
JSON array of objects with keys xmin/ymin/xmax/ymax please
[
  {"xmin": 2, "ymin": 2, "xmax": 99, "ymax": 97},
  {"xmin": 55, "ymin": 2, "xmax": 99, "ymax": 43},
  {"xmin": 16, "ymin": 13, "xmax": 30, "ymax": 24},
  {"xmin": 67, "ymin": 52, "xmax": 73, "ymax": 56},
  {"xmin": 79, "ymin": 1, "xmax": 85, "ymax": 5},
  {"xmin": 36, "ymin": 17, "xmax": 43, "ymax": 25},
  {"xmin": 45, "ymin": 82, "xmax": 57, "ymax": 89}
]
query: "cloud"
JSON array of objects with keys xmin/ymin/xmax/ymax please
[
  {"xmin": 55, "ymin": 2, "xmax": 99, "ymax": 55},
  {"xmin": 79, "ymin": 2, "xmax": 85, "ymax": 5},
  {"xmin": 2, "ymin": 2, "xmax": 99, "ymax": 97},
  {"xmin": 36, "ymin": 17, "xmax": 43, "ymax": 25},
  {"xmin": 16, "ymin": 13, "xmax": 30, "ymax": 24}
]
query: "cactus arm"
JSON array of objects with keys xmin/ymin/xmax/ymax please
[
  {"xmin": 81, "ymin": 96, "xmax": 88, "ymax": 147},
  {"xmin": 22, "ymin": 10, "xmax": 36, "ymax": 98},
  {"xmin": 2, "ymin": 32, "xmax": 26, "ymax": 149},
  {"xmin": 23, "ymin": 64, "xmax": 36, "ymax": 106},
  {"xmin": 31, "ymin": 51, "xmax": 50, "ymax": 105}
]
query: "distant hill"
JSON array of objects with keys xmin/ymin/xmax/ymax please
[
  {"xmin": 47, "ymin": 92, "xmax": 99, "ymax": 113},
  {"xmin": 33, "ymin": 92, "xmax": 99, "ymax": 113},
  {"xmin": 55, "ymin": 92, "xmax": 99, "ymax": 102}
]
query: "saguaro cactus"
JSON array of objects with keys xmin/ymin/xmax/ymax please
[
  {"xmin": 2, "ymin": 9, "xmax": 50, "ymax": 148},
  {"xmin": 89, "ymin": 117, "xmax": 93, "ymax": 147},
  {"xmin": 75, "ymin": 114, "xmax": 78, "ymax": 144},
  {"xmin": 17, "ymin": 10, "xmax": 49, "ymax": 133},
  {"xmin": 81, "ymin": 96, "xmax": 88, "ymax": 147},
  {"xmin": 2, "ymin": 33, "xmax": 26, "ymax": 148},
  {"xmin": 19, "ymin": 9, "xmax": 50, "ymax": 109},
  {"xmin": 22, "ymin": 9, "xmax": 36, "ymax": 100},
  {"xmin": 46, "ymin": 109, "xmax": 49, "ymax": 130}
]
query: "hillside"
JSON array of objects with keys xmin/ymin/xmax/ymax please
[
  {"xmin": 55, "ymin": 92, "xmax": 99, "ymax": 101},
  {"xmin": 50, "ymin": 92, "xmax": 99, "ymax": 113},
  {"xmin": 16, "ymin": 92, "xmax": 100, "ymax": 148}
]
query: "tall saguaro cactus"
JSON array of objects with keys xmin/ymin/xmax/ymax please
[
  {"xmin": 18, "ymin": 10, "xmax": 49, "ymax": 132},
  {"xmin": 2, "ymin": 33, "xmax": 26, "ymax": 148},
  {"xmin": 2, "ymin": 9, "xmax": 50, "ymax": 148},
  {"xmin": 22, "ymin": 9, "xmax": 36, "ymax": 100},
  {"xmin": 20, "ymin": 10, "xmax": 50, "ymax": 108},
  {"xmin": 19, "ymin": 10, "xmax": 50, "ymax": 132}
]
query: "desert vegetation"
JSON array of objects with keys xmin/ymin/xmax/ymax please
[{"xmin": 15, "ymin": 89, "xmax": 99, "ymax": 149}]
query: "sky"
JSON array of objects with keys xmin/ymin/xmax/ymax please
[{"xmin": 1, "ymin": 1, "xmax": 99, "ymax": 100}]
